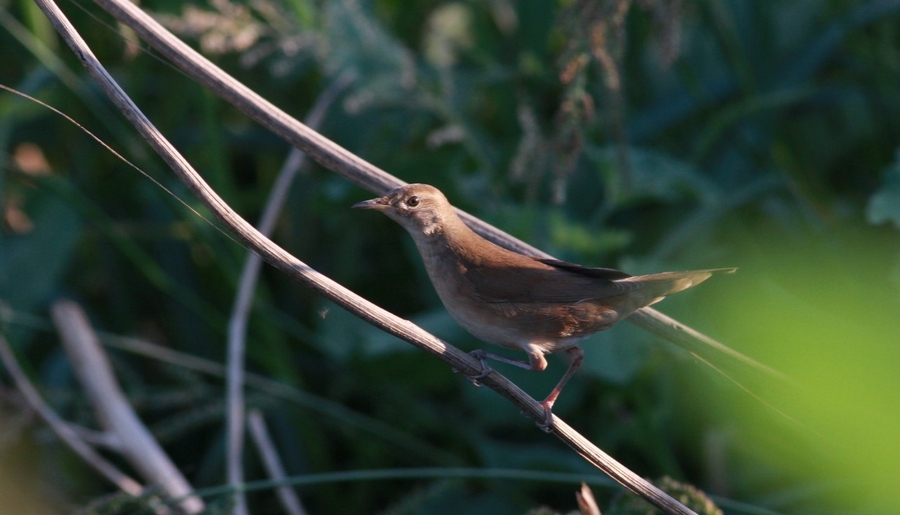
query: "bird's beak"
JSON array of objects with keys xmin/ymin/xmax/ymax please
[{"xmin": 352, "ymin": 196, "xmax": 390, "ymax": 211}]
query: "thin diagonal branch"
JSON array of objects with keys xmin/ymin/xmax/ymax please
[
  {"xmin": 226, "ymin": 71, "xmax": 354, "ymax": 515},
  {"xmin": 94, "ymin": 329, "xmax": 460, "ymax": 464},
  {"xmin": 248, "ymin": 409, "xmax": 307, "ymax": 515},
  {"xmin": 34, "ymin": 1, "xmax": 697, "ymax": 512},
  {"xmin": 0, "ymin": 334, "xmax": 153, "ymax": 508},
  {"xmin": 51, "ymin": 301, "xmax": 205, "ymax": 514}
]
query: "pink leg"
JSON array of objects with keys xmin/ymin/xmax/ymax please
[
  {"xmin": 467, "ymin": 349, "xmax": 547, "ymax": 381},
  {"xmin": 470, "ymin": 349, "xmax": 534, "ymax": 371},
  {"xmin": 537, "ymin": 347, "xmax": 584, "ymax": 429},
  {"xmin": 468, "ymin": 347, "xmax": 584, "ymax": 430}
]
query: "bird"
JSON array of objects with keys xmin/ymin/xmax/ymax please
[{"xmin": 353, "ymin": 183, "xmax": 734, "ymax": 426}]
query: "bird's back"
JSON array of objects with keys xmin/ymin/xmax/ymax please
[
  {"xmin": 481, "ymin": 267, "xmax": 734, "ymax": 345},
  {"xmin": 429, "ymin": 233, "xmax": 734, "ymax": 344}
]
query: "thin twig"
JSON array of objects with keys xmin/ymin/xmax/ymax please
[
  {"xmin": 226, "ymin": 70, "xmax": 355, "ymax": 515},
  {"xmin": 67, "ymin": 423, "xmax": 124, "ymax": 451},
  {"xmin": 51, "ymin": 300, "xmax": 205, "ymax": 514},
  {"xmin": 247, "ymin": 410, "xmax": 307, "ymax": 515},
  {"xmin": 34, "ymin": 1, "xmax": 703, "ymax": 513},
  {"xmin": 0, "ymin": 334, "xmax": 154, "ymax": 509},
  {"xmin": 99, "ymin": 330, "xmax": 461, "ymax": 464}
]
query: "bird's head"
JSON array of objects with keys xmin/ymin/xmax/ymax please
[{"xmin": 352, "ymin": 183, "xmax": 455, "ymax": 237}]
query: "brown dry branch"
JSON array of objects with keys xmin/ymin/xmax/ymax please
[
  {"xmin": 0, "ymin": 334, "xmax": 165, "ymax": 512},
  {"xmin": 95, "ymin": 328, "xmax": 456, "ymax": 462},
  {"xmin": 225, "ymin": 70, "xmax": 355, "ymax": 515},
  {"xmin": 51, "ymin": 301, "xmax": 205, "ymax": 514},
  {"xmin": 576, "ymin": 482, "xmax": 603, "ymax": 515},
  {"xmin": 247, "ymin": 409, "xmax": 308, "ymax": 515}
]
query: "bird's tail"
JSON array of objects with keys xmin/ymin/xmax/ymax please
[{"xmin": 615, "ymin": 268, "xmax": 736, "ymax": 311}]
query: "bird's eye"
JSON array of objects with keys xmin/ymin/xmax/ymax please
[{"xmin": 406, "ymin": 196, "xmax": 420, "ymax": 207}]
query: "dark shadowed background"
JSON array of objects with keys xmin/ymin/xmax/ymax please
[{"xmin": 2, "ymin": 0, "xmax": 899, "ymax": 513}]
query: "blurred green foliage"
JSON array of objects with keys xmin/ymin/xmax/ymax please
[{"xmin": 2, "ymin": 0, "xmax": 900, "ymax": 513}]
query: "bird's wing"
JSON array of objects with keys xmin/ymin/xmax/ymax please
[
  {"xmin": 465, "ymin": 256, "xmax": 642, "ymax": 304},
  {"xmin": 534, "ymin": 258, "xmax": 632, "ymax": 280}
]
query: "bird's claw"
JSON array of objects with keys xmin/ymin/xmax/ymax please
[
  {"xmin": 535, "ymin": 403, "xmax": 554, "ymax": 432},
  {"xmin": 517, "ymin": 402, "xmax": 555, "ymax": 431},
  {"xmin": 456, "ymin": 349, "xmax": 493, "ymax": 387}
]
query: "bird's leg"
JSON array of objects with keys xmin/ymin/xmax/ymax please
[
  {"xmin": 464, "ymin": 349, "xmax": 524, "ymax": 386},
  {"xmin": 464, "ymin": 349, "xmax": 546, "ymax": 386},
  {"xmin": 536, "ymin": 346, "xmax": 584, "ymax": 431}
]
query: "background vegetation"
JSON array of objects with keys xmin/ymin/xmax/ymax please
[{"xmin": 2, "ymin": 0, "xmax": 900, "ymax": 513}]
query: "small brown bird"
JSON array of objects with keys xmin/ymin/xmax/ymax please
[{"xmin": 354, "ymin": 184, "xmax": 734, "ymax": 425}]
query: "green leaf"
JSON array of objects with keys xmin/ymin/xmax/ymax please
[
  {"xmin": 313, "ymin": 302, "xmax": 467, "ymax": 361},
  {"xmin": 585, "ymin": 145, "xmax": 720, "ymax": 208},
  {"xmin": 548, "ymin": 210, "xmax": 632, "ymax": 256},
  {"xmin": 1, "ymin": 191, "xmax": 81, "ymax": 311},
  {"xmin": 322, "ymin": 0, "xmax": 416, "ymax": 110},
  {"xmin": 580, "ymin": 322, "xmax": 652, "ymax": 385}
]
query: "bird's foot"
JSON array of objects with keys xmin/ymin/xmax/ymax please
[
  {"xmin": 457, "ymin": 349, "xmax": 493, "ymax": 387},
  {"xmin": 535, "ymin": 402, "xmax": 554, "ymax": 432}
]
